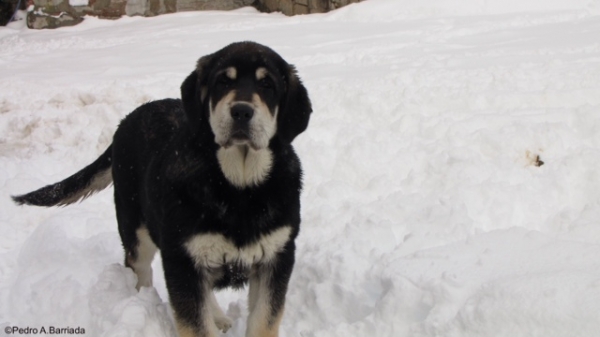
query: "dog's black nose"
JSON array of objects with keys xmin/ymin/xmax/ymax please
[{"xmin": 231, "ymin": 105, "xmax": 254, "ymax": 122}]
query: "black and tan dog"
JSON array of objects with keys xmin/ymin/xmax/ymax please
[{"xmin": 12, "ymin": 41, "xmax": 312, "ymax": 337}]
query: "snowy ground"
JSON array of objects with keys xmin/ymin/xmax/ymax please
[{"xmin": 2, "ymin": 0, "xmax": 600, "ymax": 336}]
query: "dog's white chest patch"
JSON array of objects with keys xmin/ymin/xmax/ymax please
[
  {"xmin": 217, "ymin": 146, "xmax": 273, "ymax": 188},
  {"xmin": 184, "ymin": 226, "xmax": 292, "ymax": 269}
]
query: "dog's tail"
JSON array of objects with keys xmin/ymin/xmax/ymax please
[{"xmin": 12, "ymin": 145, "xmax": 113, "ymax": 207}]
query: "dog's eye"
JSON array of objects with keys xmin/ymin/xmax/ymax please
[
  {"xmin": 216, "ymin": 75, "xmax": 233, "ymax": 87},
  {"xmin": 258, "ymin": 78, "xmax": 274, "ymax": 90}
]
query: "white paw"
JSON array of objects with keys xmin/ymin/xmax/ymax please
[{"xmin": 214, "ymin": 315, "xmax": 233, "ymax": 333}]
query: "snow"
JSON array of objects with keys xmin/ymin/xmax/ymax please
[
  {"xmin": 2, "ymin": 1, "xmax": 600, "ymax": 336},
  {"xmin": 69, "ymin": 0, "xmax": 89, "ymax": 7}
]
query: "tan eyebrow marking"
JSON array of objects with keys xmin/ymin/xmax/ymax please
[
  {"xmin": 256, "ymin": 67, "xmax": 268, "ymax": 80},
  {"xmin": 226, "ymin": 67, "xmax": 237, "ymax": 80}
]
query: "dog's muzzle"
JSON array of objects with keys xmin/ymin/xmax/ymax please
[{"xmin": 230, "ymin": 104, "xmax": 254, "ymax": 140}]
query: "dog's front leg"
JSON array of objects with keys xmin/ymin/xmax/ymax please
[
  {"xmin": 162, "ymin": 250, "xmax": 218, "ymax": 337},
  {"xmin": 246, "ymin": 242, "xmax": 295, "ymax": 337}
]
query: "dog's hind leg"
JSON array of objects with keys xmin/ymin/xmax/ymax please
[
  {"xmin": 116, "ymin": 194, "xmax": 157, "ymax": 290},
  {"xmin": 126, "ymin": 227, "xmax": 158, "ymax": 289}
]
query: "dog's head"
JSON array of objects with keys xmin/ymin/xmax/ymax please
[{"xmin": 181, "ymin": 42, "xmax": 312, "ymax": 149}]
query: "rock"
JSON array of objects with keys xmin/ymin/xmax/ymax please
[
  {"xmin": 254, "ymin": 0, "xmax": 360, "ymax": 15},
  {"xmin": 293, "ymin": 3, "xmax": 308, "ymax": 14},
  {"xmin": 27, "ymin": 9, "xmax": 84, "ymax": 29}
]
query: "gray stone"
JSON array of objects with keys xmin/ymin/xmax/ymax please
[
  {"xmin": 293, "ymin": 3, "xmax": 308, "ymax": 14},
  {"xmin": 125, "ymin": 0, "xmax": 147, "ymax": 15},
  {"xmin": 27, "ymin": 9, "xmax": 83, "ymax": 29},
  {"xmin": 176, "ymin": 0, "xmax": 252, "ymax": 12},
  {"xmin": 259, "ymin": 0, "xmax": 279, "ymax": 12},
  {"xmin": 309, "ymin": 0, "xmax": 330, "ymax": 12},
  {"xmin": 278, "ymin": 0, "xmax": 292, "ymax": 15},
  {"xmin": 90, "ymin": 0, "xmax": 125, "ymax": 17},
  {"xmin": 33, "ymin": 0, "xmax": 73, "ymax": 13},
  {"xmin": 33, "ymin": 0, "xmax": 62, "ymax": 7}
]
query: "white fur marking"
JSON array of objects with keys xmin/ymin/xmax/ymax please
[
  {"xmin": 61, "ymin": 168, "xmax": 112, "ymax": 205},
  {"xmin": 209, "ymin": 92, "xmax": 236, "ymax": 148},
  {"xmin": 184, "ymin": 226, "xmax": 292, "ymax": 269},
  {"xmin": 131, "ymin": 227, "xmax": 158, "ymax": 289},
  {"xmin": 217, "ymin": 146, "xmax": 273, "ymax": 188}
]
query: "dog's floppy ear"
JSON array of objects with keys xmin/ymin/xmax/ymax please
[
  {"xmin": 181, "ymin": 54, "xmax": 214, "ymax": 131},
  {"xmin": 278, "ymin": 65, "xmax": 312, "ymax": 144}
]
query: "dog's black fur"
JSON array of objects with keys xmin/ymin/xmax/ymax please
[{"xmin": 12, "ymin": 41, "xmax": 312, "ymax": 337}]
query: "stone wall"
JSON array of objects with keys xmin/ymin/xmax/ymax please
[
  {"xmin": 25, "ymin": 0, "xmax": 362, "ymax": 29},
  {"xmin": 255, "ymin": 0, "xmax": 360, "ymax": 15},
  {"xmin": 27, "ymin": 0, "xmax": 255, "ymax": 28}
]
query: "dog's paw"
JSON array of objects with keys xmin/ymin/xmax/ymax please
[{"xmin": 214, "ymin": 315, "xmax": 233, "ymax": 332}]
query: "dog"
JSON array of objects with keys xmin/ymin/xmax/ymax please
[{"xmin": 12, "ymin": 41, "xmax": 312, "ymax": 337}]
